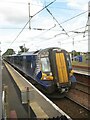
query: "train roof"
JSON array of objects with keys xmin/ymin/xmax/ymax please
[
  {"xmin": 17, "ymin": 47, "xmax": 60, "ymax": 55},
  {"xmin": 38, "ymin": 47, "xmax": 62, "ymax": 54},
  {"xmin": 20, "ymin": 47, "xmax": 63, "ymax": 55},
  {"xmin": 21, "ymin": 51, "xmax": 36, "ymax": 55},
  {"xmin": 4, "ymin": 47, "xmax": 67, "ymax": 57}
]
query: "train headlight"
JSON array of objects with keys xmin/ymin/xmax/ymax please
[
  {"xmin": 46, "ymin": 76, "xmax": 53, "ymax": 80},
  {"xmin": 43, "ymin": 76, "xmax": 47, "ymax": 80},
  {"xmin": 41, "ymin": 73, "xmax": 53, "ymax": 80},
  {"xmin": 50, "ymin": 72, "xmax": 52, "ymax": 75}
]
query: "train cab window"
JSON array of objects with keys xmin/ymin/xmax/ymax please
[
  {"xmin": 66, "ymin": 53, "xmax": 72, "ymax": 70},
  {"xmin": 40, "ymin": 57, "xmax": 51, "ymax": 73}
]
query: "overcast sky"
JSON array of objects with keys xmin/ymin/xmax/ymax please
[{"xmin": 0, "ymin": 0, "xmax": 89, "ymax": 54}]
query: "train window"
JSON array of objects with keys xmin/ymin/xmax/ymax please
[
  {"xmin": 31, "ymin": 63, "xmax": 33, "ymax": 68},
  {"xmin": 66, "ymin": 53, "xmax": 72, "ymax": 69},
  {"xmin": 40, "ymin": 57, "xmax": 51, "ymax": 72}
]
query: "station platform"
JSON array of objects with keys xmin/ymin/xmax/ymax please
[
  {"xmin": 2, "ymin": 62, "xmax": 30, "ymax": 118},
  {"xmin": 3, "ymin": 61, "xmax": 72, "ymax": 119},
  {"xmin": 73, "ymin": 68, "xmax": 90, "ymax": 76}
]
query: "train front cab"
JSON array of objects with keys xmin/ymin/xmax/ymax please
[{"xmin": 49, "ymin": 49, "xmax": 76, "ymax": 93}]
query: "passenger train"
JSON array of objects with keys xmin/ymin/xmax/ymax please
[{"xmin": 4, "ymin": 47, "xmax": 76, "ymax": 94}]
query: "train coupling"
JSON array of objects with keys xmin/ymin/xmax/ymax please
[
  {"xmin": 61, "ymin": 88, "xmax": 68, "ymax": 93},
  {"xmin": 57, "ymin": 83, "xmax": 69, "ymax": 93}
]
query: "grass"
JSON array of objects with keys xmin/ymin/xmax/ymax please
[{"xmin": 71, "ymin": 54, "xmax": 90, "ymax": 67}]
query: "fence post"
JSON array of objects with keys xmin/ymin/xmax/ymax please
[
  {"xmin": 27, "ymin": 87, "xmax": 30, "ymax": 118},
  {"xmin": 3, "ymin": 85, "xmax": 9, "ymax": 119}
]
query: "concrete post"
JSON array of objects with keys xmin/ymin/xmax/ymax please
[{"xmin": 27, "ymin": 87, "xmax": 30, "ymax": 118}]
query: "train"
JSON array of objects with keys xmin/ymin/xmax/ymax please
[{"xmin": 4, "ymin": 47, "xmax": 76, "ymax": 94}]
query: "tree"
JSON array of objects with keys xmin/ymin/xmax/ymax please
[
  {"xmin": 71, "ymin": 50, "xmax": 81, "ymax": 57},
  {"xmin": 2, "ymin": 49, "xmax": 15, "ymax": 56},
  {"xmin": 18, "ymin": 45, "xmax": 29, "ymax": 54}
]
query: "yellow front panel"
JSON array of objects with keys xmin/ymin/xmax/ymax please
[
  {"xmin": 56, "ymin": 53, "xmax": 63, "ymax": 83},
  {"xmin": 56, "ymin": 53, "xmax": 68, "ymax": 83}
]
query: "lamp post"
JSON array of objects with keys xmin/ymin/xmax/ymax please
[
  {"xmin": 72, "ymin": 38, "xmax": 74, "ymax": 61},
  {"xmin": 28, "ymin": 3, "xmax": 31, "ymax": 30},
  {"xmin": 24, "ymin": 44, "xmax": 25, "ymax": 53}
]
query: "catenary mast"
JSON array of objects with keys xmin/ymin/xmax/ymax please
[
  {"xmin": 88, "ymin": 1, "xmax": 90, "ymax": 52},
  {"xmin": 0, "ymin": 42, "xmax": 2, "ymax": 119}
]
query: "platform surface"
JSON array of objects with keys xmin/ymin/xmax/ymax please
[{"xmin": 2, "ymin": 63, "xmax": 29, "ymax": 118}]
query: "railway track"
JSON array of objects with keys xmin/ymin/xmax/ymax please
[
  {"xmin": 51, "ymin": 97, "xmax": 89, "ymax": 119},
  {"xmin": 75, "ymin": 81, "xmax": 89, "ymax": 94},
  {"xmin": 73, "ymin": 65, "xmax": 90, "ymax": 86},
  {"xmin": 74, "ymin": 73, "xmax": 89, "ymax": 83},
  {"xmin": 66, "ymin": 86, "xmax": 89, "ymax": 111},
  {"xmin": 50, "ymin": 70, "xmax": 90, "ymax": 119},
  {"xmin": 66, "ymin": 88, "xmax": 89, "ymax": 110}
]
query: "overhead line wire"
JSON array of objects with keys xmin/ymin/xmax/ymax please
[
  {"xmin": 30, "ymin": 0, "xmax": 56, "ymax": 19},
  {"xmin": 51, "ymin": 11, "xmax": 87, "ymax": 38},
  {"xmin": 62, "ymin": 39, "xmax": 88, "ymax": 45},
  {"xmin": 43, "ymin": 10, "xmax": 87, "ymax": 41},
  {"xmin": 0, "ymin": 10, "xmax": 87, "ymax": 31},
  {"xmin": 6, "ymin": 0, "xmax": 87, "ymax": 49},
  {"xmin": 37, "ymin": 37, "xmax": 88, "ymax": 45},
  {"xmin": 60, "ymin": 11, "xmax": 88, "ymax": 24},
  {"xmin": 8, "ymin": 0, "xmax": 56, "ymax": 47},
  {"xmin": 9, "ymin": 21, "xmax": 29, "ymax": 47},
  {"xmin": 0, "ymin": 25, "xmax": 86, "ymax": 31},
  {"xmin": 30, "ymin": 26, "xmax": 88, "ymax": 44},
  {"xmin": 36, "ymin": 29, "xmax": 88, "ymax": 44},
  {"xmin": 83, "ymin": 19, "xmax": 88, "ymax": 37},
  {"xmin": 29, "ymin": 7, "xmax": 88, "ymax": 45},
  {"xmin": 31, "ymin": 24, "xmax": 56, "ymax": 40},
  {"xmin": 46, "ymin": 8, "xmax": 70, "ymax": 37},
  {"xmin": 54, "ymin": 28, "xmax": 88, "ymax": 37}
]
